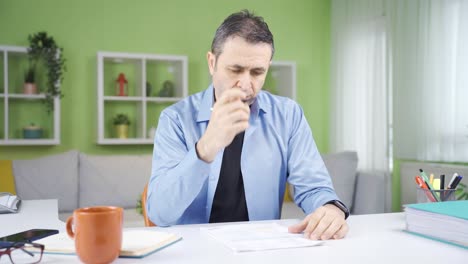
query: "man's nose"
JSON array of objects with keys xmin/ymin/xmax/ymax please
[{"xmin": 235, "ymin": 73, "xmax": 252, "ymax": 92}]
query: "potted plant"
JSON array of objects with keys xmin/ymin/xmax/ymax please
[
  {"xmin": 23, "ymin": 122, "xmax": 43, "ymax": 139},
  {"xmin": 158, "ymin": 80, "xmax": 175, "ymax": 97},
  {"xmin": 113, "ymin": 113, "xmax": 130, "ymax": 139},
  {"xmin": 23, "ymin": 65, "xmax": 37, "ymax": 94},
  {"xmin": 456, "ymin": 182, "xmax": 468, "ymax": 200},
  {"xmin": 27, "ymin": 31, "xmax": 66, "ymax": 113}
]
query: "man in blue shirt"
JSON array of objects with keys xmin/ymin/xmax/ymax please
[{"xmin": 147, "ymin": 10, "xmax": 349, "ymax": 240}]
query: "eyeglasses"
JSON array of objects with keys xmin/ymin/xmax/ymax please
[{"xmin": 0, "ymin": 242, "xmax": 44, "ymax": 264}]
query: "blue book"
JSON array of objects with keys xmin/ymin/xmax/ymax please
[{"xmin": 404, "ymin": 200, "xmax": 468, "ymax": 250}]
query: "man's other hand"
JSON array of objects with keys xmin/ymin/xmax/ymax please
[{"xmin": 287, "ymin": 204, "xmax": 349, "ymax": 240}]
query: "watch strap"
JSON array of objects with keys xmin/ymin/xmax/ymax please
[{"xmin": 324, "ymin": 200, "xmax": 350, "ymax": 220}]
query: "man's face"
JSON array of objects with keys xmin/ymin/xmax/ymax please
[{"xmin": 207, "ymin": 36, "xmax": 272, "ymax": 105}]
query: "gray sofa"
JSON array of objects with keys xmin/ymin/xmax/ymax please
[
  {"xmin": 10, "ymin": 150, "xmax": 387, "ymax": 227},
  {"xmin": 12, "ymin": 150, "xmax": 150, "ymax": 227},
  {"xmin": 284, "ymin": 151, "xmax": 388, "ymax": 218}
]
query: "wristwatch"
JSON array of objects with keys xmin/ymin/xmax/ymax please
[{"xmin": 324, "ymin": 200, "xmax": 349, "ymax": 220}]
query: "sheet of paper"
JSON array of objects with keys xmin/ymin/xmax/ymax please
[{"xmin": 201, "ymin": 223, "xmax": 323, "ymax": 252}]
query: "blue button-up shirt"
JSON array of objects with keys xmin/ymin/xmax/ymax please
[{"xmin": 147, "ymin": 85, "xmax": 341, "ymax": 226}]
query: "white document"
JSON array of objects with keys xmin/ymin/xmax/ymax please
[
  {"xmin": 201, "ymin": 223, "xmax": 323, "ymax": 252},
  {"xmin": 0, "ymin": 194, "xmax": 21, "ymax": 213}
]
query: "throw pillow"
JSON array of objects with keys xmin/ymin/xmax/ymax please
[
  {"xmin": 78, "ymin": 153, "xmax": 152, "ymax": 209},
  {"xmin": 12, "ymin": 150, "xmax": 79, "ymax": 212}
]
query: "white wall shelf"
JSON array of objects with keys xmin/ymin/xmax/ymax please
[
  {"xmin": 97, "ymin": 51, "xmax": 188, "ymax": 145},
  {"xmin": 263, "ymin": 61, "xmax": 297, "ymax": 100},
  {"xmin": 0, "ymin": 45, "xmax": 60, "ymax": 145}
]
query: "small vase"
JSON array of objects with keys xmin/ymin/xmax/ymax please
[
  {"xmin": 23, "ymin": 125, "xmax": 43, "ymax": 139},
  {"xmin": 23, "ymin": 83, "xmax": 37, "ymax": 94},
  {"xmin": 115, "ymin": 124, "xmax": 129, "ymax": 139}
]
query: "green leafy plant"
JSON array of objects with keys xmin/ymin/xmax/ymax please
[
  {"xmin": 113, "ymin": 113, "xmax": 130, "ymax": 125},
  {"xmin": 27, "ymin": 31, "xmax": 66, "ymax": 113},
  {"xmin": 24, "ymin": 65, "xmax": 36, "ymax": 83},
  {"xmin": 136, "ymin": 196, "xmax": 143, "ymax": 215},
  {"xmin": 456, "ymin": 182, "xmax": 468, "ymax": 200}
]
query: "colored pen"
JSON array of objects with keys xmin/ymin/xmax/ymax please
[
  {"xmin": 419, "ymin": 169, "xmax": 437, "ymax": 193},
  {"xmin": 449, "ymin": 175, "xmax": 463, "ymax": 189},
  {"xmin": 415, "ymin": 176, "xmax": 436, "ymax": 202},
  {"xmin": 447, "ymin": 173, "xmax": 459, "ymax": 189},
  {"xmin": 440, "ymin": 174, "xmax": 445, "ymax": 190},
  {"xmin": 439, "ymin": 174, "xmax": 446, "ymax": 201},
  {"xmin": 415, "ymin": 176, "xmax": 424, "ymax": 187},
  {"xmin": 419, "ymin": 169, "xmax": 430, "ymax": 184}
]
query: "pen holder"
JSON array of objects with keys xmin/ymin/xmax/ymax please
[{"xmin": 416, "ymin": 187, "xmax": 456, "ymax": 203}]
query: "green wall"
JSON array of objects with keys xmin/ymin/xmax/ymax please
[{"xmin": 0, "ymin": 0, "xmax": 331, "ymax": 159}]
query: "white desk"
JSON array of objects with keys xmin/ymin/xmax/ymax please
[{"xmin": 1, "ymin": 200, "xmax": 466, "ymax": 263}]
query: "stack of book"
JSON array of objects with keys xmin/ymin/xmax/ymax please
[{"xmin": 404, "ymin": 200, "xmax": 468, "ymax": 249}]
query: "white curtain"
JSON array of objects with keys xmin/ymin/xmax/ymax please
[
  {"xmin": 330, "ymin": 0, "xmax": 389, "ymax": 171},
  {"xmin": 390, "ymin": 0, "xmax": 468, "ymax": 162}
]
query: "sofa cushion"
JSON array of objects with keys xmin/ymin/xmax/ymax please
[
  {"xmin": 79, "ymin": 153, "xmax": 152, "ymax": 209},
  {"xmin": 322, "ymin": 151, "xmax": 358, "ymax": 210},
  {"xmin": 12, "ymin": 150, "xmax": 79, "ymax": 212}
]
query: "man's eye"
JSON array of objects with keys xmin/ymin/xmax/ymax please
[
  {"xmin": 251, "ymin": 71, "xmax": 264, "ymax": 76},
  {"xmin": 231, "ymin": 69, "xmax": 242, "ymax": 74}
]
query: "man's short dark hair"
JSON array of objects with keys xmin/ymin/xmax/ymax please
[{"xmin": 211, "ymin": 9, "xmax": 275, "ymax": 59}]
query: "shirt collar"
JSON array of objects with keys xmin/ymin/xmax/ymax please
[{"xmin": 196, "ymin": 84, "xmax": 267, "ymax": 123}]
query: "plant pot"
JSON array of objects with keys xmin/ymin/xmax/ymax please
[
  {"xmin": 23, "ymin": 83, "xmax": 38, "ymax": 94},
  {"xmin": 23, "ymin": 125, "xmax": 43, "ymax": 139},
  {"xmin": 115, "ymin": 124, "xmax": 129, "ymax": 139}
]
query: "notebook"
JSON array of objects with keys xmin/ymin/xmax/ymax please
[
  {"xmin": 403, "ymin": 200, "xmax": 468, "ymax": 249},
  {"xmin": 34, "ymin": 229, "xmax": 182, "ymax": 258}
]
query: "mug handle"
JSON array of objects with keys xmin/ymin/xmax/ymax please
[{"xmin": 66, "ymin": 216, "xmax": 75, "ymax": 239}]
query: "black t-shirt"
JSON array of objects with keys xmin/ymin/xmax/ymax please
[{"xmin": 209, "ymin": 131, "xmax": 249, "ymax": 223}]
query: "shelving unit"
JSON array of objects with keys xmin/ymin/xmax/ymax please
[
  {"xmin": 97, "ymin": 51, "xmax": 188, "ymax": 145},
  {"xmin": 263, "ymin": 61, "xmax": 296, "ymax": 100},
  {"xmin": 0, "ymin": 45, "xmax": 60, "ymax": 145}
]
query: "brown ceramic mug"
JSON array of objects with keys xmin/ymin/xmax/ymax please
[{"xmin": 66, "ymin": 206, "xmax": 123, "ymax": 264}]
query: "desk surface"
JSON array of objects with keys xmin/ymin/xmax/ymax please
[{"xmin": 1, "ymin": 200, "xmax": 466, "ymax": 263}]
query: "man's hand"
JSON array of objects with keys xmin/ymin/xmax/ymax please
[
  {"xmin": 288, "ymin": 204, "xmax": 349, "ymax": 240},
  {"xmin": 196, "ymin": 88, "xmax": 250, "ymax": 162}
]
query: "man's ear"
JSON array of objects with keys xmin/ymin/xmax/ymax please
[{"xmin": 207, "ymin": 51, "xmax": 216, "ymax": 75}]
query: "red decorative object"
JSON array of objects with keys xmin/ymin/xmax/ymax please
[{"xmin": 115, "ymin": 73, "xmax": 128, "ymax": 96}]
